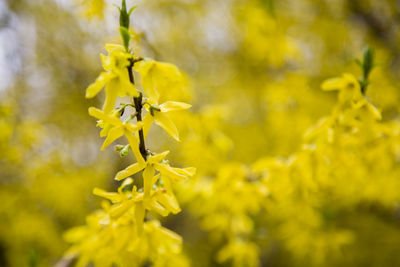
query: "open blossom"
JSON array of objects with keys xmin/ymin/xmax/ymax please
[
  {"xmin": 86, "ymin": 44, "xmax": 139, "ymax": 113},
  {"xmin": 134, "ymin": 60, "xmax": 192, "ymax": 141},
  {"xmin": 321, "ymin": 73, "xmax": 381, "ymax": 120},
  {"xmin": 88, "ymin": 107, "xmax": 144, "ymax": 163},
  {"xmin": 142, "ymin": 101, "xmax": 192, "ymax": 141},
  {"xmin": 115, "ymin": 151, "xmax": 195, "ymax": 197}
]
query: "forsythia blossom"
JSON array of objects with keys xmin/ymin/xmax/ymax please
[{"xmin": 64, "ymin": 3, "xmax": 195, "ymax": 266}]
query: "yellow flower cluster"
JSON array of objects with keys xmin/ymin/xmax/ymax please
[
  {"xmin": 63, "ymin": 6, "xmax": 195, "ymax": 265},
  {"xmin": 184, "ymin": 163, "xmax": 268, "ymax": 267},
  {"xmin": 180, "ymin": 69, "xmax": 400, "ymax": 266},
  {"xmin": 257, "ymin": 72, "xmax": 400, "ymax": 264}
]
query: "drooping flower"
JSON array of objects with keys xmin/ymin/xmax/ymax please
[
  {"xmin": 321, "ymin": 73, "xmax": 381, "ymax": 120},
  {"xmin": 115, "ymin": 151, "xmax": 196, "ymax": 197},
  {"xmin": 88, "ymin": 107, "xmax": 144, "ymax": 164},
  {"xmin": 142, "ymin": 101, "xmax": 192, "ymax": 141},
  {"xmin": 133, "ymin": 60, "xmax": 192, "ymax": 141},
  {"xmin": 86, "ymin": 44, "xmax": 139, "ymax": 113}
]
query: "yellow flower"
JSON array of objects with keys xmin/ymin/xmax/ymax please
[
  {"xmin": 93, "ymin": 176, "xmax": 184, "ymax": 234},
  {"xmin": 134, "ymin": 60, "xmax": 187, "ymax": 103},
  {"xmin": 88, "ymin": 107, "xmax": 144, "ymax": 164},
  {"xmin": 321, "ymin": 73, "xmax": 364, "ymax": 104},
  {"xmin": 143, "ymin": 101, "xmax": 192, "ymax": 141},
  {"xmin": 133, "ymin": 60, "xmax": 192, "ymax": 141},
  {"xmin": 115, "ymin": 151, "xmax": 196, "ymax": 198},
  {"xmin": 95, "ymin": 108, "xmax": 122, "ymax": 137},
  {"xmin": 322, "ymin": 73, "xmax": 381, "ymax": 121},
  {"xmin": 86, "ymin": 44, "xmax": 139, "ymax": 113},
  {"xmin": 92, "ymin": 177, "xmax": 134, "ymax": 204}
]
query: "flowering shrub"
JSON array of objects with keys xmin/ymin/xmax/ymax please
[{"xmin": 1, "ymin": 0, "xmax": 400, "ymax": 267}]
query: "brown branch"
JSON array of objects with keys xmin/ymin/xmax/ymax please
[{"xmin": 127, "ymin": 59, "xmax": 147, "ymax": 160}]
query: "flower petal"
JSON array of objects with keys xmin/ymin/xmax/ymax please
[
  {"xmin": 120, "ymin": 73, "xmax": 139, "ymax": 97},
  {"xmin": 134, "ymin": 60, "xmax": 159, "ymax": 102},
  {"xmin": 154, "ymin": 112, "xmax": 180, "ymax": 141},
  {"xmin": 145, "ymin": 199, "xmax": 169, "ymax": 217},
  {"xmin": 115, "ymin": 162, "xmax": 145, "ymax": 181},
  {"xmin": 159, "ymin": 101, "xmax": 191, "ymax": 113},
  {"xmin": 154, "ymin": 191, "xmax": 181, "ymax": 214},
  {"xmin": 366, "ymin": 101, "xmax": 382, "ymax": 120},
  {"xmin": 103, "ymin": 79, "xmax": 120, "ymax": 114},
  {"xmin": 105, "ymin": 44, "xmax": 126, "ymax": 54},
  {"xmin": 321, "ymin": 77, "xmax": 347, "ymax": 91},
  {"xmin": 109, "ymin": 200, "xmax": 134, "ymax": 218},
  {"xmin": 147, "ymin": 151, "xmax": 170, "ymax": 164},
  {"xmin": 101, "ymin": 125, "xmax": 124, "ymax": 150},
  {"xmin": 143, "ymin": 165, "xmax": 155, "ymax": 198},
  {"xmin": 142, "ymin": 112, "xmax": 154, "ymax": 138},
  {"xmin": 135, "ymin": 202, "xmax": 145, "ymax": 236},
  {"xmin": 155, "ymin": 163, "xmax": 189, "ymax": 182},
  {"xmin": 124, "ymin": 122, "xmax": 142, "ymax": 133},
  {"xmin": 124, "ymin": 131, "xmax": 146, "ymax": 165},
  {"xmin": 100, "ymin": 54, "xmax": 112, "ymax": 71},
  {"xmin": 88, "ymin": 107, "xmax": 122, "ymax": 126},
  {"xmin": 86, "ymin": 72, "xmax": 114, "ymax": 98},
  {"xmin": 173, "ymin": 167, "xmax": 196, "ymax": 177},
  {"xmin": 93, "ymin": 188, "xmax": 122, "ymax": 203}
]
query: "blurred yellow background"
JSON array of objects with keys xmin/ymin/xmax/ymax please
[{"xmin": 0, "ymin": 0, "xmax": 400, "ymax": 266}]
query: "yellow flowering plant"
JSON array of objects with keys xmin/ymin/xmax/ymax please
[
  {"xmin": 63, "ymin": 1, "xmax": 195, "ymax": 266},
  {"xmin": 174, "ymin": 45, "xmax": 400, "ymax": 267},
  {"xmin": 3, "ymin": 1, "xmax": 400, "ymax": 266}
]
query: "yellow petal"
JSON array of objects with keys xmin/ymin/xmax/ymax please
[
  {"xmin": 152, "ymin": 173, "xmax": 161, "ymax": 185},
  {"xmin": 101, "ymin": 125, "xmax": 124, "ymax": 150},
  {"xmin": 161, "ymin": 175, "xmax": 173, "ymax": 192},
  {"xmin": 146, "ymin": 200, "xmax": 169, "ymax": 217},
  {"xmin": 99, "ymin": 121, "xmax": 113, "ymax": 137},
  {"xmin": 88, "ymin": 107, "xmax": 122, "ymax": 126},
  {"xmin": 124, "ymin": 131, "xmax": 146, "ymax": 165},
  {"xmin": 142, "ymin": 112, "xmax": 154, "ymax": 138},
  {"xmin": 154, "ymin": 112, "xmax": 180, "ymax": 141},
  {"xmin": 105, "ymin": 44, "xmax": 126, "ymax": 54},
  {"xmin": 159, "ymin": 101, "xmax": 191, "ymax": 113},
  {"xmin": 321, "ymin": 77, "xmax": 347, "ymax": 91},
  {"xmin": 173, "ymin": 167, "xmax": 196, "ymax": 177},
  {"xmin": 86, "ymin": 72, "xmax": 114, "ymax": 98},
  {"xmin": 155, "ymin": 163, "xmax": 188, "ymax": 181},
  {"xmin": 100, "ymin": 54, "xmax": 112, "ymax": 71},
  {"xmin": 124, "ymin": 122, "xmax": 142, "ymax": 133},
  {"xmin": 103, "ymin": 79, "xmax": 120, "ymax": 114},
  {"xmin": 134, "ymin": 60, "xmax": 160, "ymax": 102},
  {"xmin": 115, "ymin": 162, "xmax": 145, "ymax": 181},
  {"xmin": 155, "ymin": 191, "xmax": 181, "ymax": 214},
  {"xmin": 321, "ymin": 73, "xmax": 359, "ymax": 92},
  {"xmin": 147, "ymin": 151, "xmax": 170, "ymax": 164},
  {"xmin": 136, "ymin": 61, "xmax": 185, "ymax": 103},
  {"xmin": 109, "ymin": 200, "xmax": 134, "ymax": 218},
  {"xmin": 135, "ymin": 202, "xmax": 145, "ymax": 236},
  {"xmin": 93, "ymin": 188, "xmax": 122, "ymax": 203},
  {"xmin": 143, "ymin": 165, "xmax": 155, "ymax": 198},
  {"xmin": 366, "ymin": 102, "xmax": 382, "ymax": 120},
  {"xmin": 157, "ymin": 225, "xmax": 182, "ymax": 244},
  {"xmin": 120, "ymin": 72, "xmax": 139, "ymax": 97}
]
